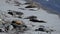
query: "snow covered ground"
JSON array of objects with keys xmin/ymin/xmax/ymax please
[{"xmin": 0, "ymin": 0, "xmax": 60, "ymax": 34}]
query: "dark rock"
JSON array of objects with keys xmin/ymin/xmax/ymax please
[
  {"xmin": 22, "ymin": 25, "xmax": 27, "ymax": 28},
  {"xmin": 11, "ymin": 24, "xmax": 16, "ymax": 28},
  {"xmin": 18, "ymin": 16, "xmax": 22, "ymax": 18},
  {"xmin": 24, "ymin": 16, "xmax": 46, "ymax": 23},
  {"xmin": 8, "ymin": 12, "xmax": 13, "ymax": 15},
  {"xmin": 46, "ymin": 31, "xmax": 49, "ymax": 33},
  {"xmin": 11, "ymin": 21, "xmax": 18, "ymax": 28},
  {"xmin": 14, "ymin": 11, "xmax": 23, "ymax": 15},
  {"xmin": 22, "ymin": 25, "xmax": 28, "ymax": 31},
  {"xmin": 12, "ymin": 21, "xmax": 16, "ymax": 23},
  {"xmin": 0, "ymin": 29, "xmax": 3, "ymax": 32},
  {"xmin": 29, "ymin": 18, "xmax": 46, "ymax": 23},
  {"xmin": 35, "ymin": 28, "xmax": 45, "ymax": 32},
  {"xmin": 24, "ymin": 16, "xmax": 37, "ymax": 19},
  {"xmin": 25, "ymin": 5, "xmax": 36, "ymax": 8}
]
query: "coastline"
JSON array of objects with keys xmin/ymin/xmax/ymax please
[{"xmin": 25, "ymin": 0, "xmax": 60, "ymax": 18}]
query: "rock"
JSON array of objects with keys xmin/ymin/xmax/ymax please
[
  {"xmin": 25, "ymin": 5, "xmax": 36, "ymax": 8},
  {"xmin": 24, "ymin": 16, "xmax": 37, "ymax": 19},
  {"xmin": 35, "ymin": 28, "xmax": 45, "ymax": 32},
  {"xmin": 22, "ymin": 25, "xmax": 27, "ymax": 28},
  {"xmin": 0, "ymin": 29, "xmax": 3, "ymax": 32},
  {"xmin": 8, "ymin": 11, "xmax": 13, "ymax": 15},
  {"xmin": 24, "ymin": 16, "xmax": 46, "ymax": 23},
  {"xmin": 14, "ymin": 11, "xmax": 23, "ymax": 15},
  {"xmin": 29, "ymin": 18, "xmax": 46, "ymax": 23}
]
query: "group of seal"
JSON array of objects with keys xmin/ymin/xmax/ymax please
[
  {"xmin": 8, "ymin": 10, "xmax": 24, "ymax": 18},
  {"xmin": 24, "ymin": 16, "xmax": 46, "ymax": 23}
]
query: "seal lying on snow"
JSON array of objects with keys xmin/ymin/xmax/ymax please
[
  {"xmin": 11, "ymin": 20, "xmax": 27, "ymax": 31},
  {"xmin": 24, "ymin": 16, "xmax": 37, "ymax": 19},
  {"xmin": 30, "ymin": 19, "xmax": 46, "ymax": 23},
  {"xmin": 25, "ymin": 0, "xmax": 40, "ymax": 10},
  {"xmin": 8, "ymin": 10, "xmax": 24, "ymax": 18},
  {"xmin": 24, "ymin": 16, "xmax": 46, "ymax": 23},
  {"xmin": 0, "ymin": 19, "xmax": 28, "ymax": 32}
]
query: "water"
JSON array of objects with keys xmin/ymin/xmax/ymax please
[{"xmin": 33, "ymin": 0, "xmax": 60, "ymax": 14}]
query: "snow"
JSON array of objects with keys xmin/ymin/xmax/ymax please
[{"xmin": 0, "ymin": 0, "xmax": 60, "ymax": 34}]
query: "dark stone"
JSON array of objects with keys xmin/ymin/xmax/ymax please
[
  {"xmin": 8, "ymin": 12, "xmax": 13, "ymax": 15},
  {"xmin": 39, "ymin": 28, "xmax": 45, "ymax": 31},
  {"xmin": 18, "ymin": 16, "xmax": 22, "ymax": 18},
  {"xmin": 15, "ymin": 12, "xmax": 23, "ymax": 15},
  {"xmin": 37, "ymin": 20, "xmax": 46, "ymax": 23},
  {"xmin": 46, "ymin": 31, "xmax": 49, "ymax": 33},
  {"xmin": 11, "ymin": 24, "xmax": 16, "ymax": 28},
  {"xmin": 35, "ymin": 28, "xmax": 45, "ymax": 32},
  {"xmin": 25, "ymin": 5, "xmax": 36, "ymax": 8},
  {"xmin": 11, "ymin": 21, "xmax": 16, "ymax": 28},
  {"xmin": 22, "ymin": 25, "xmax": 27, "ymax": 28},
  {"xmin": 0, "ymin": 29, "xmax": 3, "ymax": 32},
  {"xmin": 12, "ymin": 21, "xmax": 16, "ymax": 23},
  {"xmin": 24, "ymin": 16, "xmax": 46, "ymax": 23},
  {"xmin": 30, "ymin": 19, "xmax": 46, "ymax": 23}
]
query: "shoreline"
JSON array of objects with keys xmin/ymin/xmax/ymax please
[{"xmin": 25, "ymin": 0, "xmax": 60, "ymax": 18}]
